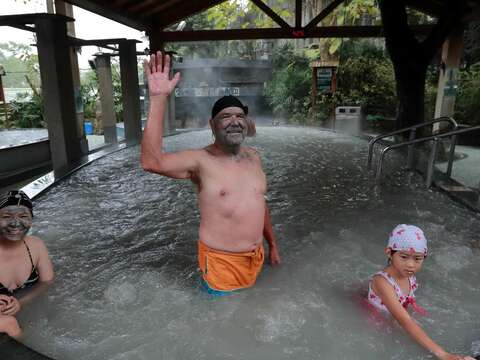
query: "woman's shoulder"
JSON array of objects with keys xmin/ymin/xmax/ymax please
[{"xmin": 24, "ymin": 235, "xmax": 49, "ymax": 254}]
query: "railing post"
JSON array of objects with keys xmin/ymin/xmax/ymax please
[
  {"xmin": 426, "ymin": 138, "xmax": 439, "ymax": 188},
  {"xmin": 367, "ymin": 140, "xmax": 374, "ymax": 170},
  {"xmin": 446, "ymin": 134, "xmax": 457, "ymax": 177},
  {"xmin": 407, "ymin": 129, "xmax": 416, "ymax": 170},
  {"xmin": 376, "ymin": 148, "xmax": 388, "ymax": 183}
]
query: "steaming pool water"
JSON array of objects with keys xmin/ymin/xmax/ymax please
[{"xmin": 15, "ymin": 126, "xmax": 480, "ymax": 359}]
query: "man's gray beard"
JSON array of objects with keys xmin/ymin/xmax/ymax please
[{"xmin": 224, "ymin": 133, "xmax": 245, "ymax": 146}]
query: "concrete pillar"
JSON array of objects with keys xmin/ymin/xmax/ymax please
[
  {"xmin": 35, "ymin": 16, "xmax": 83, "ymax": 171},
  {"xmin": 95, "ymin": 55, "xmax": 117, "ymax": 143},
  {"xmin": 433, "ymin": 26, "xmax": 464, "ymax": 131},
  {"xmin": 119, "ymin": 40, "xmax": 142, "ymax": 146}
]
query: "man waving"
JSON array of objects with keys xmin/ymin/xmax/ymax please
[{"xmin": 141, "ymin": 52, "xmax": 280, "ymax": 295}]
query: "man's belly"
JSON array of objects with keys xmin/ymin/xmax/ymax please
[{"xmin": 198, "ymin": 201, "xmax": 265, "ymax": 253}]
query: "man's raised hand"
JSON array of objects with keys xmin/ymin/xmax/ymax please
[{"xmin": 143, "ymin": 51, "xmax": 180, "ymax": 97}]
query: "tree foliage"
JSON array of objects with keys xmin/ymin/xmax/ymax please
[
  {"xmin": 0, "ymin": 42, "xmax": 40, "ymax": 88},
  {"xmin": 265, "ymin": 43, "xmax": 312, "ymax": 123},
  {"xmin": 455, "ymin": 61, "xmax": 480, "ymax": 126},
  {"xmin": 335, "ymin": 41, "xmax": 396, "ymax": 117},
  {"xmin": 167, "ymin": 0, "xmax": 293, "ymax": 59},
  {"xmin": 80, "ymin": 62, "xmax": 124, "ymax": 122}
]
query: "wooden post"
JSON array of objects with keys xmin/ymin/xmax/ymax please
[
  {"xmin": 95, "ymin": 54, "xmax": 117, "ymax": 144},
  {"xmin": 119, "ymin": 40, "xmax": 142, "ymax": 146},
  {"xmin": 433, "ymin": 26, "xmax": 464, "ymax": 132},
  {"xmin": 55, "ymin": 1, "xmax": 88, "ymax": 154},
  {"xmin": 35, "ymin": 15, "xmax": 83, "ymax": 171}
]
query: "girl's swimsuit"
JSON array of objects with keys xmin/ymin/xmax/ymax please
[
  {"xmin": 0, "ymin": 240, "xmax": 39, "ymax": 295},
  {"xmin": 368, "ymin": 270, "xmax": 426, "ymax": 315}
]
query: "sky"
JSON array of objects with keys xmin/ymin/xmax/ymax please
[{"xmin": 0, "ymin": 0, "xmax": 148, "ymax": 69}]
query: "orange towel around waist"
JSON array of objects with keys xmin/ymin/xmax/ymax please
[{"xmin": 198, "ymin": 240, "xmax": 265, "ymax": 291}]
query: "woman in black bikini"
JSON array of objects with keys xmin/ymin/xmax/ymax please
[{"xmin": 0, "ymin": 190, "xmax": 54, "ymax": 338}]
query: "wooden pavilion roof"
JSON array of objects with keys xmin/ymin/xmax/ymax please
[{"xmin": 61, "ymin": 0, "xmax": 473, "ymax": 42}]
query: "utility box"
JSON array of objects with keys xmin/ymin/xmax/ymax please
[{"xmin": 335, "ymin": 106, "xmax": 362, "ymax": 135}]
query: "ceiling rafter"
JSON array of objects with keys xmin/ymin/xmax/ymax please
[
  {"xmin": 127, "ymin": 0, "xmax": 168, "ymax": 14},
  {"xmin": 65, "ymin": 0, "xmax": 146, "ymax": 30},
  {"xmin": 136, "ymin": 0, "xmax": 185, "ymax": 17}
]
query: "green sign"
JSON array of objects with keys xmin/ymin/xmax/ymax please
[
  {"xmin": 443, "ymin": 69, "xmax": 458, "ymax": 97},
  {"xmin": 316, "ymin": 68, "xmax": 333, "ymax": 93}
]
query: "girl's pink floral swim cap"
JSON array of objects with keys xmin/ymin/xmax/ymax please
[{"xmin": 388, "ymin": 224, "xmax": 428, "ymax": 256}]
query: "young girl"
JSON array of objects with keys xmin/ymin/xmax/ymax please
[
  {"xmin": 0, "ymin": 190, "xmax": 54, "ymax": 338},
  {"xmin": 368, "ymin": 224, "xmax": 474, "ymax": 360}
]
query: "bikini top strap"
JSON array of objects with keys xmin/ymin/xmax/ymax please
[
  {"xmin": 373, "ymin": 271, "xmax": 401, "ymax": 296},
  {"xmin": 23, "ymin": 240, "xmax": 35, "ymax": 269},
  {"xmin": 408, "ymin": 275, "xmax": 417, "ymax": 297}
]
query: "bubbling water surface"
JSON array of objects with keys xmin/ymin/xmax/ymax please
[{"xmin": 18, "ymin": 127, "xmax": 480, "ymax": 360}]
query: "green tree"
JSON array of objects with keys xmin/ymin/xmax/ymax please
[
  {"xmin": 378, "ymin": 0, "xmax": 475, "ymax": 130},
  {"xmin": 265, "ymin": 43, "xmax": 312, "ymax": 123},
  {"xmin": 335, "ymin": 41, "xmax": 396, "ymax": 117},
  {"xmin": 168, "ymin": 0, "xmax": 293, "ymax": 59},
  {"xmin": 455, "ymin": 61, "xmax": 480, "ymax": 126},
  {"xmin": 0, "ymin": 42, "xmax": 40, "ymax": 88},
  {"xmin": 80, "ymin": 61, "xmax": 124, "ymax": 123}
]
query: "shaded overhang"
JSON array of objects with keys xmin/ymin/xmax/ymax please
[{"xmin": 60, "ymin": 0, "xmax": 480, "ymax": 42}]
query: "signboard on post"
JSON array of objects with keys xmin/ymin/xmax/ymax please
[
  {"xmin": 316, "ymin": 68, "xmax": 333, "ymax": 93},
  {"xmin": 310, "ymin": 60, "xmax": 338, "ymax": 100}
]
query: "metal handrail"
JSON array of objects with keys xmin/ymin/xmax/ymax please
[
  {"xmin": 376, "ymin": 124, "xmax": 480, "ymax": 186},
  {"xmin": 367, "ymin": 116, "xmax": 458, "ymax": 170}
]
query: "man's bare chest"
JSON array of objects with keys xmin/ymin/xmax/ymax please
[{"xmin": 196, "ymin": 156, "xmax": 266, "ymax": 196}]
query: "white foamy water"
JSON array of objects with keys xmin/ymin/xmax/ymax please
[{"xmin": 15, "ymin": 127, "xmax": 480, "ymax": 359}]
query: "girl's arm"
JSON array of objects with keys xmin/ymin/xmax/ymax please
[{"xmin": 372, "ymin": 276, "xmax": 473, "ymax": 360}]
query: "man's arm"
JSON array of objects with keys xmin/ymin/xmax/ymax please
[
  {"xmin": 263, "ymin": 204, "xmax": 281, "ymax": 265},
  {"xmin": 140, "ymin": 51, "xmax": 198, "ymax": 179}
]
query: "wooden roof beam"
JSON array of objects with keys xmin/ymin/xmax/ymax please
[
  {"xmin": 304, "ymin": 0, "xmax": 344, "ymax": 31},
  {"xmin": 249, "ymin": 0, "xmax": 291, "ymax": 29},
  {"xmin": 158, "ymin": 24, "xmax": 433, "ymax": 42},
  {"xmin": 9, "ymin": 24, "xmax": 36, "ymax": 32},
  {"xmin": 63, "ymin": 0, "xmax": 146, "ymax": 30},
  {"xmin": 296, "ymin": 0, "xmax": 302, "ymax": 28},
  {"xmin": 0, "ymin": 13, "xmax": 73, "ymax": 26},
  {"xmin": 132, "ymin": 0, "xmax": 184, "ymax": 16},
  {"xmin": 109, "ymin": 0, "xmax": 134, "ymax": 7}
]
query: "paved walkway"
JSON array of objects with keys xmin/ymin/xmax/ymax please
[{"xmin": 437, "ymin": 145, "xmax": 480, "ymax": 191}]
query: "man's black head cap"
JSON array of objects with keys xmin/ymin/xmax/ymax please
[
  {"xmin": 211, "ymin": 95, "xmax": 248, "ymax": 119},
  {"xmin": 0, "ymin": 190, "xmax": 33, "ymax": 216}
]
